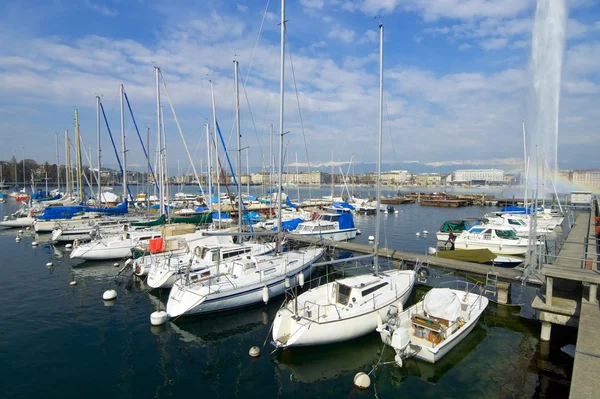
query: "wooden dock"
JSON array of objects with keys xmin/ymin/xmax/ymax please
[{"xmin": 289, "ymin": 235, "xmax": 538, "ymax": 283}]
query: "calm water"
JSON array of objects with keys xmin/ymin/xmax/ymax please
[{"xmin": 0, "ymin": 188, "xmax": 575, "ymax": 398}]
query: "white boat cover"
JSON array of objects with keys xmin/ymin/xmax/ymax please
[
  {"xmin": 423, "ymin": 288, "xmax": 461, "ymax": 322},
  {"xmin": 99, "ymin": 192, "xmax": 119, "ymax": 203}
]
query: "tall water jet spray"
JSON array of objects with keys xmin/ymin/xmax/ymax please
[{"xmin": 527, "ymin": 0, "xmax": 567, "ymax": 197}]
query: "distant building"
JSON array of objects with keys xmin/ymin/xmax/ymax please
[
  {"xmin": 414, "ymin": 173, "xmax": 441, "ymax": 186},
  {"xmin": 381, "ymin": 170, "xmax": 410, "ymax": 185},
  {"xmin": 452, "ymin": 169, "xmax": 504, "ymax": 184},
  {"xmin": 572, "ymin": 170, "xmax": 600, "ymax": 187},
  {"xmin": 559, "ymin": 170, "xmax": 572, "ymax": 182},
  {"xmin": 504, "ymin": 174, "xmax": 516, "ymax": 185}
]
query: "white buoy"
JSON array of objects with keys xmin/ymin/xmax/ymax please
[
  {"xmin": 150, "ymin": 310, "xmax": 168, "ymax": 326},
  {"xmin": 46, "ymin": 262, "xmax": 53, "ymax": 268},
  {"xmin": 26, "ymin": 226, "xmax": 30, "ymax": 230},
  {"xmin": 262, "ymin": 286, "xmax": 269, "ymax": 304},
  {"xmin": 113, "ymin": 262, "xmax": 120, "ymax": 268},
  {"xmin": 70, "ymin": 281, "xmax": 77, "ymax": 286},
  {"xmin": 284, "ymin": 277, "xmax": 290, "ymax": 288},
  {"xmin": 249, "ymin": 346, "xmax": 261, "ymax": 357},
  {"xmin": 15, "ymin": 237, "xmax": 21, "ymax": 242},
  {"xmin": 368, "ymin": 235, "xmax": 375, "ymax": 241},
  {"xmin": 394, "ymin": 210, "xmax": 399, "ymax": 214},
  {"xmin": 103, "ymin": 289, "xmax": 117, "ymax": 301},
  {"xmin": 416, "ymin": 232, "xmax": 420, "ymax": 237},
  {"xmin": 423, "ymin": 230, "xmax": 428, "ymax": 235},
  {"xmin": 18, "ymin": 230, "xmax": 23, "ymax": 234},
  {"xmin": 357, "ymin": 229, "xmax": 362, "ymax": 235},
  {"xmin": 298, "ymin": 273, "xmax": 305, "ymax": 288},
  {"xmin": 354, "ymin": 372, "xmax": 371, "ymax": 389},
  {"xmin": 31, "ymin": 241, "xmax": 38, "ymax": 247},
  {"xmin": 427, "ymin": 247, "xmax": 437, "ymax": 256},
  {"xmin": 65, "ymin": 243, "xmax": 72, "ymax": 249}
]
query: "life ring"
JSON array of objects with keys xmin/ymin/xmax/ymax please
[{"xmin": 415, "ymin": 265, "xmax": 430, "ymax": 279}]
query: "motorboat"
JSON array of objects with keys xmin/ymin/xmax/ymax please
[
  {"xmin": 377, "ymin": 282, "xmax": 488, "ymax": 365},
  {"xmin": 272, "ymin": 269, "xmax": 416, "ymax": 348},
  {"xmin": 146, "ymin": 241, "xmax": 276, "ymax": 289},
  {"xmin": 70, "ymin": 229, "xmax": 162, "ymax": 261},
  {"xmin": 453, "ymin": 226, "xmax": 539, "ymax": 256},
  {"xmin": 435, "ymin": 218, "xmax": 484, "ymax": 242},
  {"xmin": 166, "ymin": 246, "xmax": 326, "ymax": 317},
  {"xmin": 292, "ymin": 212, "xmax": 358, "ymax": 241}
]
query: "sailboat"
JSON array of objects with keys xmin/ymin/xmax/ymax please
[
  {"xmin": 271, "ymin": 23, "xmax": 416, "ymax": 348},
  {"xmin": 165, "ymin": 2, "xmax": 325, "ymax": 318}
]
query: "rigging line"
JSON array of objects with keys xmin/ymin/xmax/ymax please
[
  {"xmin": 384, "ymin": 93, "xmax": 398, "ymax": 162},
  {"xmin": 286, "ymin": 34, "xmax": 313, "ymax": 200},
  {"xmin": 242, "ymin": 82, "xmax": 266, "ymax": 171},
  {"xmin": 159, "ymin": 69, "xmax": 205, "ymax": 199}
]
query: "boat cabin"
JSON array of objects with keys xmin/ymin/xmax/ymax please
[
  {"xmin": 332, "ymin": 276, "xmax": 390, "ymax": 307},
  {"xmin": 467, "ymin": 227, "xmax": 519, "ymax": 240}
]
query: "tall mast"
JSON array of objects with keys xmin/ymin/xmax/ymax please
[
  {"xmin": 55, "ymin": 133, "xmax": 60, "ymax": 191},
  {"xmin": 205, "ymin": 123, "xmax": 213, "ymax": 209},
  {"xmin": 146, "ymin": 127, "xmax": 150, "ymax": 208},
  {"xmin": 120, "ymin": 84, "xmax": 127, "ymax": 204},
  {"xmin": 330, "ymin": 150, "xmax": 334, "ymax": 198},
  {"xmin": 75, "ymin": 109, "xmax": 83, "ymax": 201},
  {"xmin": 246, "ymin": 148, "xmax": 250, "ymax": 196},
  {"xmin": 277, "ymin": 0, "xmax": 286, "ymax": 252},
  {"xmin": 522, "ymin": 121, "xmax": 527, "ymax": 208},
  {"xmin": 296, "ymin": 152, "xmax": 300, "ymax": 202},
  {"xmin": 64, "ymin": 130, "xmax": 69, "ymax": 196},
  {"xmin": 155, "ymin": 66, "xmax": 164, "ymax": 216},
  {"xmin": 374, "ymin": 23, "xmax": 384, "ymax": 275},
  {"xmin": 161, "ymin": 105, "xmax": 169, "ymax": 209},
  {"xmin": 234, "ymin": 59, "xmax": 243, "ymax": 232},
  {"xmin": 21, "ymin": 147, "xmax": 25, "ymax": 192},
  {"xmin": 210, "ymin": 80, "xmax": 221, "ymax": 228},
  {"xmin": 269, "ymin": 123, "xmax": 273, "ymax": 218},
  {"xmin": 96, "ymin": 96, "xmax": 102, "ymax": 201}
]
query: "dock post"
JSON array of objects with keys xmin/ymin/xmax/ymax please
[
  {"xmin": 540, "ymin": 322, "xmax": 552, "ymax": 342},
  {"xmin": 590, "ymin": 284, "xmax": 598, "ymax": 305},
  {"xmin": 496, "ymin": 282, "xmax": 511, "ymax": 305},
  {"xmin": 545, "ymin": 277, "xmax": 553, "ymax": 306}
]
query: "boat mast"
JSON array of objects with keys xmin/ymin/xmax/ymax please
[
  {"xmin": 64, "ymin": 130, "xmax": 69, "ymax": 196},
  {"xmin": 161, "ymin": 105, "xmax": 169, "ymax": 213},
  {"xmin": 234, "ymin": 59, "xmax": 243, "ymax": 233},
  {"xmin": 296, "ymin": 152, "xmax": 300, "ymax": 202},
  {"xmin": 374, "ymin": 23, "xmax": 384, "ymax": 276},
  {"xmin": 146, "ymin": 127, "xmax": 150, "ymax": 209},
  {"xmin": 21, "ymin": 147, "xmax": 25, "ymax": 192},
  {"xmin": 75, "ymin": 109, "xmax": 83, "ymax": 202},
  {"xmin": 277, "ymin": 0, "xmax": 286, "ymax": 253},
  {"xmin": 330, "ymin": 150, "xmax": 334, "ymax": 198},
  {"xmin": 210, "ymin": 80, "xmax": 221, "ymax": 228},
  {"xmin": 155, "ymin": 66, "xmax": 165, "ymax": 216},
  {"xmin": 522, "ymin": 121, "xmax": 527, "ymax": 209},
  {"xmin": 120, "ymin": 84, "xmax": 127, "ymax": 205},
  {"xmin": 269, "ymin": 123, "xmax": 273, "ymax": 218},
  {"xmin": 96, "ymin": 96, "xmax": 102, "ymax": 202},
  {"xmin": 55, "ymin": 133, "xmax": 60, "ymax": 191},
  {"xmin": 205, "ymin": 123, "xmax": 212, "ymax": 210}
]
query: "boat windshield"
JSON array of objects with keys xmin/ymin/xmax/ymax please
[
  {"xmin": 336, "ymin": 283, "xmax": 351, "ymax": 306},
  {"xmin": 495, "ymin": 229, "xmax": 518, "ymax": 240},
  {"xmin": 507, "ymin": 219, "xmax": 524, "ymax": 226}
]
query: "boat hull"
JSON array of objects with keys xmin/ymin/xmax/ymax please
[
  {"xmin": 0, "ymin": 217, "xmax": 35, "ymax": 228},
  {"xmin": 293, "ymin": 228, "xmax": 358, "ymax": 241}
]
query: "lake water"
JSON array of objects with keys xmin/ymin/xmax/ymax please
[{"xmin": 0, "ymin": 187, "xmax": 575, "ymax": 398}]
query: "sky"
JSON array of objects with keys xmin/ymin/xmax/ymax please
[{"xmin": 0, "ymin": 0, "xmax": 598, "ymax": 175}]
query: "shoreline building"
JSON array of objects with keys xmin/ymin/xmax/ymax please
[{"xmin": 452, "ymin": 169, "xmax": 504, "ymax": 185}]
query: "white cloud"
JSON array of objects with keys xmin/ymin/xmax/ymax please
[
  {"xmin": 358, "ymin": 29, "xmax": 378, "ymax": 44},
  {"xmin": 402, "ymin": 0, "xmax": 532, "ymax": 22},
  {"xmin": 480, "ymin": 37, "xmax": 508, "ymax": 50},
  {"xmin": 300, "ymin": 0, "xmax": 325, "ymax": 10},
  {"xmin": 237, "ymin": 4, "xmax": 249, "ymax": 13},
  {"xmin": 85, "ymin": 0, "xmax": 118, "ymax": 17},
  {"xmin": 458, "ymin": 43, "xmax": 471, "ymax": 51},
  {"xmin": 328, "ymin": 25, "xmax": 356, "ymax": 43}
]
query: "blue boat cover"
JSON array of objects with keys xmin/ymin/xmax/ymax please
[
  {"xmin": 501, "ymin": 206, "xmax": 540, "ymax": 214},
  {"xmin": 272, "ymin": 218, "xmax": 304, "ymax": 232},
  {"xmin": 82, "ymin": 201, "xmax": 128, "ymax": 215},
  {"xmin": 331, "ymin": 202, "xmax": 355, "ymax": 211},
  {"xmin": 37, "ymin": 194, "xmax": 62, "ymax": 202},
  {"xmin": 246, "ymin": 195, "xmax": 257, "ymax": 201},
  {"xmin": 338, "ymin": 212, "xmax": 355, "ymax": 229},
  {"xmin": 38, "ymin": 205, "xmax": 84, "ymax": 220},
  {"xmin": 195, "ymin": 206, "xmax": 208, "ymax": 212},
  {"xmin": 31, "ymin": 191, "xmax": 50, "ymax": 200},
  {"xmin": 285, "ymin": 196, "xmax": 298, "ymax": 209},
  {"xmin": 212, "ymin": 212, "xmax": 232, "ymax": 220},
  {"xmin": 243, "ymin": 211, "xmax": 263, "ymax": 224}
]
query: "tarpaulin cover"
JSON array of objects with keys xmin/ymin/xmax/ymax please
[
  {"xmin": 500, "ymin": 206, "xmax": 541, "ymax": 214},
  {"xmin": 38, "ymin": 205, "xmax": 84, "ymax": 220},
  {"xmin": 246, "ymin": 196, "xmax": 257, "ymax": 201},
  {"xmin": 331, "ymin": 202, "xmax": 355, "ymax": 211},
  {"xmin": 423, "ymin": 288, "xmax": 462, "ymax": 322},
  {"xmin": 338, "ymin": 212, "xmax": 355, "ymax": 230},
  {"xmin": 243, "ymin": 212, "xmax": 263, "ymax": 224},
  {"xmin": 285, "ymin": 196, "xmax": 298, "ymax": 209},
  {"xmin": 272, "ymin": 218, "xmax": 304, "ymax": 232}
]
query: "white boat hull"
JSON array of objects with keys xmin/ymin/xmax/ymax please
[
  {"xmin": 454, "ymin": 240, "xmax": 529, "ymax": 256},
  {"xmin": 293, "ymin": 228, "xmax": 358, "ymax": 241},
  {"xmin": 0, "ymin": 217, "xmax": 35, "ymax": 228}
]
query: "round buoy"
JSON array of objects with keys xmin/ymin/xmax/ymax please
[
  {"xmin": 103, "ymin": 289, "xmax": 118, "ymax": 301},
  {"xmin": 357, "ymin": 229, "xmax": 362, "ymax": 235},
  {"xmin": 249, "ymin": 346, "xmax": 261, "ymax": 357},
  {"xmin": 423, "ymin": 230, "xmax": 428, "ymax": 235},
  {"xmin": 70, "ymin": 281, "xmax": 77, "ymax": 286},
  {"xmin": 150, "ymin": 310, "xmax": 168, "ymax": 326},
  {"xmin": 113, "ymin": 262, "xmax": 120, "ymax": 268},
  {"xmin": 262, "ymin": 286, "xmax": 269, "ymax": 304},
  {"xmin": 416, "ymin": 232, "xmax": 420, "ymax": 237},
  {"xmin": 65, "ymin": 243, "xmax": 72, "ymax": 249},
  {"xmin": 298, "ymin": 273, "xmax": 305, "ymax": 288},
  {"xmin": 368, "ymin": 235, "xmax": 375, "ymax": 241},
  {"xmin": 354, "ymin": 372, "xmax": 371, "ymax": 389},
  {"xmin": 427, "ymin": 247, "xmax": 437, "ymax": 256},
  {"xmin": 15, "ymin": 237, "xmax": 21, "ymax": 242},
  {"xmin": 18, "ymin": 230, "xmax": 23, "ymax": 234},
  {"xmin": 25, "ymin": 226, "xmax": 30, "ymax": 230},
  {"xmin": 46, "ymin": 262, "xmax": 53, "ymax": 268},
  {"xmin": 31, "ymin": 241, "xmax": 38, "ymax": 247}
]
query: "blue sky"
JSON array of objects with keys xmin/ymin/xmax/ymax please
[{"xmin": 0, "ymin": 0, "xmax": 598, "ymax": 175}]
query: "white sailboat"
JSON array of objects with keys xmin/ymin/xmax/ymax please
[
  {"xmin": 271, "ymin": 23, "xmax": 416, "ymax": 349},
  {"xmin": 377, "ymin": 282, "xmax": 488, "ymax": 365},
  {"xmin": 70, "ymin": 229, "xmax": 162, "ymax": 260},
  {"xmin": 165, "ymin": 1, "xmax": 325, "ymax": 318}
]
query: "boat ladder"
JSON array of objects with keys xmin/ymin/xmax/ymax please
[{"xmin": 484, "ymin": 271, "xmax": 499, "ymax": 296}]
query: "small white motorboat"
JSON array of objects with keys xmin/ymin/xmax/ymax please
[{"xmin": 377, "ymin": 282, "xmax": 488, "ymax": 365}]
